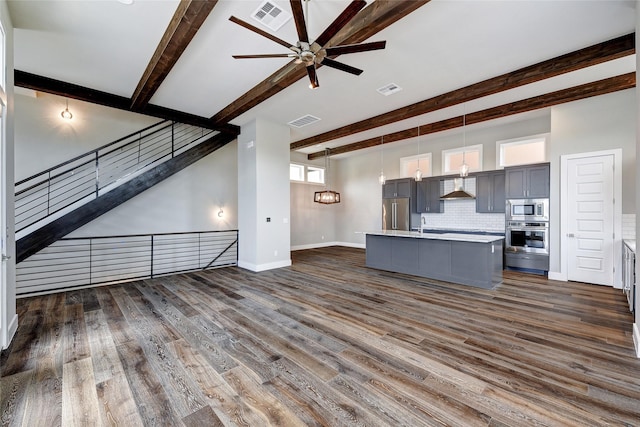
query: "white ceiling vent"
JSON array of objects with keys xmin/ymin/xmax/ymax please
[
  {"xmin": 251, "ymin": 0, "xmax": 292, "ymax": 32},
  {"xmin": 377, "ymin": 83, "xmax": 403, "ymax": 96},
  {"xmin": 288, "ymin": 114, "xmax": 321, "ymax": 128}
]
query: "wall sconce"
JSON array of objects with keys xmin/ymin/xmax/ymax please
[
  {"xmin": 61, "ymin": 99, "xmax": 73, "ymax": 120},
  {"xmin": 217, "ymin": 208, "xmax": 224, "ymax": 218}
]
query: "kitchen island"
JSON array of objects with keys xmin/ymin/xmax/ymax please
[{"xmin": 365, "ymin": 231, "xmax": 504, "ymax": 289}]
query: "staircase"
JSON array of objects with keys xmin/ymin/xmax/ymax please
[{"xmin": 16, "ymin": 121, "xmax": 237, "ymax": 263}]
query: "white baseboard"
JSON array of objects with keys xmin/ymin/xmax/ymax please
[
  {"xmin": 291, "ymin": 241, "xmax": 366, "ymax": 251},
  {"xmin": 547, "ymin": 271, "xmax": 565, "ymax": 281},
  {"xmin": 335, "ymin": 241, "xmax": 366, "ymax": 249},
  {"xmin": 2, "ymin": 314, "xmax": 18, "ymax": 350},
  {"xmin": 291, "ymin": 242, "xmax": 336, "ymax": 251},
  {"xmin": 633, "ymin": 323, "xmax": 640, "ymax": 358},
  {"xmin": 237, "ymin": 259, "xmax": 291, "ymax": 272},
  {"xmin": 548, "ymin": 270, "xmax": 622, "ymax": 289}
]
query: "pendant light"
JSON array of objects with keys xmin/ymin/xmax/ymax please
[
  {"xmin": 314, "ymin": 148, "xmax": 340, "ymax": 204},
  {"xmin": 460, "ymin": 104, "xmax": 469, "ymax": 177},
  {"xmin": 415, "ymin": 126, "xmax": 422, "ymax": 182},
  {"xmin": 60, "ymin": 99, "xmax": 73, "ymax": 120},
  {"xmin": 378, "ymin": 135, "xmax": 386, "ymax": 185},
  {"xmin": 441, "ymin": 104, "xmax": 474, "ymax": 200}
]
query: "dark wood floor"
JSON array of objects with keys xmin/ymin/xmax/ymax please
[{"xmin": 1, "ymin": 246, "xmax": 639, "ymax": 426}]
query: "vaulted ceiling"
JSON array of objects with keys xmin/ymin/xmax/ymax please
[{"xmin": 8, "ymin": 0, "xmax": 637, "ymax": 159}]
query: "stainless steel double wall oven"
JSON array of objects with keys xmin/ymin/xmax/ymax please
[{"xmin": 505, "ymin": 198, "xmax": 550, "ymax": 271}]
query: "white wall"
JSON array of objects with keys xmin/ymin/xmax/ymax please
[
  {"xmin": 13, "ymin": 88, "xmax": 238, "ymax": 238},
  {"xmin": 634, "ymin": 7, "xmax": 639, "ymax": 356},
  {"xmin": 549, "ymin": 89, "xmax": 636, "ymax": 275},
  {"xmin": 1, "ymin": 0, "xmax": 16, "ymax": 349},
  {"xmin": 69, "ymin": 140, "xmax": 238, "ymax": 237},
  {"xmin": 290, "ymin": 151, "xmax": 337, "ymax": 249},
  {"xmin": 333, "ymin": 114, "xmax": 551, "ymax": 245},
  {"xmin": 14, "ymin": 92, "xmax": 159, "ymax": 180}
]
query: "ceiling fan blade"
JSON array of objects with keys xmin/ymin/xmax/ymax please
[
  {"xmin": 325, "ymin": 40, "xmax": 386, "ymax": 56},
  {"xmin": 314, "ymin": 0, "xmax": 366, "ymax": 47},
  {"xmin": 233, "ymin": 54, "xmax": 296, "ymax": 59},
  {"xmin": 307, "ymin": 64, "xmax": 319, "ymax": 89},
  {"xmin": 229, "ymin": 16, "xmax": 294, "ymax": 50},
  {"xmin": 321, "ymin": 57, "xmax": 363, "ymax": 76},
  {"xmin": 290, "ymin": 0, "xmax": 309, "ymax": 42}
]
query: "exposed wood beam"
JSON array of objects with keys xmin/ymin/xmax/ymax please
[
  {"xmin": 211, "ymin": 0, "xmax": 430, "ymax": 126},
  {"xmin": 130, "ymin": 0, "xmax": 219, "ymax": 110},
  {"xmin": 295, "ymin": 32, "xmax": 635, "ymax": 151},
  {"xmin": 307, "ymin": 72, "xmax": 635, "ymax": 159},
  {"xmin": 15, "ymin": 70, "xmax": 239, "ymax": 136}
]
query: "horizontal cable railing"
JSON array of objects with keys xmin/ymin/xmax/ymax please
[
  {"xmin": 15, "ymin": 121, "xmax": 218, "ymax": 232},
  {"xmin": 16, "ymin": 230, "xmax": 238, "ymax": 296}
]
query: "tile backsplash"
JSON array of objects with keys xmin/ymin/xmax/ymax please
[
  {"xmin": 421, "ymin": 178, "xmax": 505, "ymax": 232},
  {"xmin": 622, "ymin": 214, "xmax": 635, "ymax": 240}
]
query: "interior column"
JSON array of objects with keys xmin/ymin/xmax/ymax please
[{"xmin": 237, "ymin": 118, "xmax": 291, "ymax": 272}]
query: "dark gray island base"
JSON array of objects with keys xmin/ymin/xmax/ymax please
[{"xmin": 365, "ymin": 231, "xmax": 504, "ymax": 289}]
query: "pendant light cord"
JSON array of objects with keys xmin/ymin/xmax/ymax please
[
  {"xmin": 462, "ymin": 104, "xmax": 466, "ymax": 164},
  {"xmin": 325, "ymin": 148, "xmax": 330, "ymax": 190},
  {"xmin": 379, "ymin": 135, "xmax": 386, "ymax": 185},
  {"xmin": 415, "ymin": 125, "xmax": 422, "ymax": 181}
]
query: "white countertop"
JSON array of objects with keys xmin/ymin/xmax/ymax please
[
  {"xmin": 365, "ymin": 230, "xmax": 504, "ymax": 243},
  {"xmin": 624, "ymin": 239, "xmax": 636, "ymax": 253}
]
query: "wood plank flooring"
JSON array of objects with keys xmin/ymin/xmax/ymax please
[{"xmin": 2, "ymin": 246, "xmax": 639, "ymax": 426}]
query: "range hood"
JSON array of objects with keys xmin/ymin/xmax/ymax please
[{"xmin": 441, "ymin": 177, "xmax": 475, "ymax": 200}]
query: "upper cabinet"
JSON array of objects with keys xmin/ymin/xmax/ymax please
[
  {"xmin": 505, "ymin": 163, "xmax": 550, "ymax": 199},
  {"xmin": 476, "ymin": 171, "xmax": 505, "ymax": 213},
  {"xmin": 416, "ymin": 178, "xmax": 444, "ymax": 213},
  {"xmin": 382, "ymin": 178, "xmax": 414, "ymax": 199}
]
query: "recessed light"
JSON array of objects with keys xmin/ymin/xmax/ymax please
[{"xmin": 117, "ymin": 0, "xmax": 134, "ymax": 5}]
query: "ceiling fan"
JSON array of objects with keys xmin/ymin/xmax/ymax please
[{"xmin": 230, "ymin": 0, "xmax": 386, "ymax": 89}]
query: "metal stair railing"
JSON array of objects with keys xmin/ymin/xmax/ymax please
[
  {"xmin": 15, "ymin": 121, "xmax": 217, "ymax": 232},
  {"xmin": 15, "ymin": 229, "xmax": 239, "ymax": 296}
]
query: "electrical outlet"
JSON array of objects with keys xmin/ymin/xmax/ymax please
[
  {"xmin": 274, "ymin": 250, "xmax": 278, "ymax": 256},
  {"xmin": 321, "ymin": 235, "xmax": 325, "ymax": 240}
]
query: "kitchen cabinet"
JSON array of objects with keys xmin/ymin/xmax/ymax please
[
  {"xmin": 505, "ymin": 163, "xmax": 549, "ymax": 199},
  {"xmin": 416, "ymin": 178, "xmax": 444, "ymax": 213},
  {"xmin": 382, "ymin": 178, "xmax": 414, "ymax": 199},
  {"xmin": 623, "ymin": 240, "xmax": 635, "ymax": 313},
  {"xmin": 476, "ymin": 171, "xmax": 505, "ymax": 213},
  {"xmin": 365, "ymin": 232, "xmax": 504, "ymax": 289}
]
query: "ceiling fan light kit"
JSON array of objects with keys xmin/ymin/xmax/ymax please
[{"xmin": 230, "ymin": 0, "xmax": 386, "ymax": 89}]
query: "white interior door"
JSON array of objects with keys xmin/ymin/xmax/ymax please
[{"xmin": 566, "ymin": 154, "xmax": 614, "ymax": 285}]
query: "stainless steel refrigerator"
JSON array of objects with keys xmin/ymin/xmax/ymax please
[{"xmin": 382, "ymin": 197, "xmax": 410, "ymax": 231}]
